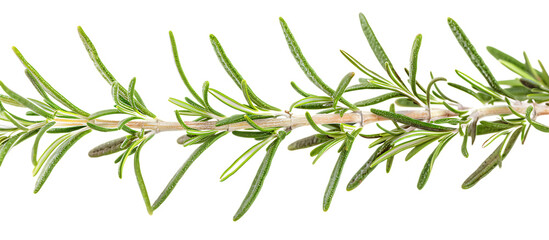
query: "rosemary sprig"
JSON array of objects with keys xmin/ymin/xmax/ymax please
[{"xmin": 0, "ymin": 12, "xmax": 545, "ymax": 222}]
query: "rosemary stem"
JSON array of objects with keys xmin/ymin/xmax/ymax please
[{"xmin": 51, "ymin": 103, "xmax": 549, "ymax": 133}]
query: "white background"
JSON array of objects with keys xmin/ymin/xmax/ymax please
[{"xmin": 0, "ymin": 0, "xmax": 548, "ymax": 239}]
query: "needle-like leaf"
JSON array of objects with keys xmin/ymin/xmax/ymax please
[
  {"xmin": 0, "ymin": 81, "xmax": 53, "ymax": 119},
  {"xmin": 323, "ymin": 128, "xmax": 360, "ymax": 211},
  {"xmin": 370, "ymin": 108, "xmax": 455, "ymax": 132},
  {"xmin": 209, "ymin": 34, "xmax": 279, "ymax": 111},
  {"xmin": 152, "ymin": 132, "xmax": 227, "ymax": 210},
  {"xmin": 332, "ymin": 72, "xmax": 358, "ymax": 110},
  {"xmin": 12, "ymin": 47, "xmax": 89, "ymax": 117},
  {"xmin": 0, "ymin": 132, "xmax": 24, "ymax": 167},
  {"xmin": 347, "ymin": 139, "xmax": 392, "ymax": 191},
  {"xmin": 215, "ymin": 114, "xmax": 273, "ymax": 127},
  {"xmin": 417, "ymin": 133, "xmax": 457, "ymax": 189},
  {"xmin": 287, "ymin": 134, "xmax": 331, "ymax": 150},
  {"xmin": 305, "ymin": 112, "xmax": 332, "ymax": 135},
  {"xmin": 134, "ymin": 134, "xmax": 155, "ymax": 215},
  {"xmin": 220, "ymin": 135, "xmax": 275, "ymax": 181},
  {"xmin": 34, "ymin": 129, "xmax": 91, "ymax": 193},
  {"xmin": 359, "ymin": 13, "xmax": 393, "ymax": 71},
  {"xmin": 409, "ymin": 34, "xmax": 422, "ymax": 98},
  {"xmin": 169, "ymin": 31, "xmax": 204, "ymax": 106},
  {"xmin": 448, "ymin": 18, "xmax": 510, "ymax": 98},
  {"xmin": 32, "ymin": 121, "xmax": 56, "ymax": 166},
  {"xmin": 279, "ymin": 17, "xmax": 355, "ymax": 109},
  {"xmin": 77, "ymin": 27, "xmax": 155, "ymax": 118},
  {"xmin": 88, "ymin": 135, "xmax": 136, "ymax": 158},
  {"xmin": 462, "ymin": 140, "xmax": 504, "ymax": 189},
  {"xmin": 525, "ymin": 105, "xmax": 549, "ymax": 132},
  {"xmin": 233, "ymin": 131, "xmax": 287, "ymax": 221}
]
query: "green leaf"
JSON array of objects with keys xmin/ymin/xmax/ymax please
[
  {"xmin": 32, "ymin": 121, "xmax": 56, "ymax": 166},
  {"xmin": 0, "ymin": 81, "xmax": 53, "ymax": 119},
  {"xmin": 202, "ymin": 81, "xmax": 224, "ymax": 117},
  {"xmin": 290, "ymin": 96, "xmax": 333, "ymax": 111},
  {"xmin": 447, "ymin": 18, "xmax": 510, "ymax": 98},
  {"xmin": 354, "ymin": 93, "xmax": 402, "ymax": 108},
  {"xmin": 25, "ymin": 69, "xmax": 61, "ymax": 109},
  {"xmin": 209, "ymin": 34, "xmax": 279, "ymax": 111},
  {"xmin": 305, "ymin": 112, "xmax": 332, "ymax": 135},
  {"xmin": 151, "ymin": 132, "xmax": 228, "ymax": 210},
  {"xmin": 209, "ymin": 89, "xmax": 266, "ymax": 115},
  {"xmin": 117, "ymin": 116, "xmax": 142, "ymax": 130},
  {"xmin": 287, "ymin": 134, "xmax": 331, "ymax": 150},
  {"xmin": 14, "ymin": 128, "xmax": 40, "ymax": 145},
  {"xmin": 220, "ymin": 135, "xmax": 275, "ymax": 181},
  {"xmin": 243, "ymin": 115, "xmax": 277, "ymax": 132},
  {"xmin": 405, "ymin": 137, "xmax": 438, "ymax": 161},
  {"xmin": 33, "ymin": 133, "xmax": 72, "ymax": 176},
  {"xmin": 46, "ymin": 125, "xmax": 86, "ymax": 134},
  {"xmin": 290, "ymin": 81, "xmax": 313, "ymax": 97},
  {"xmin": 417, "ymin": 133, "xmax": 457, "ymax": 189},
  {"xmin": 461, "ymin": 126, "xmax": 469, "ymax": 158},
  {"xmin": 279, "ymin": 17, "xmax": 334, "ymax": 96},
  {"xmin": 169, "ymin": 31, "xmax": 204, "ymax": 106},
  {"xmin": 332, "ymin": 72, "xmax": 356, "ymax": 110},
  {"xmin": 86, "ymin": 122, "xmax": 118, "ymax": 132},
  {"xmin": 359, "ymin": 13, "xmax": 392, "ymax": 71},
  {"xmin": 447, "ymin": 82, "xmax": 486, "ymax": 103},
  {"xmin": 409, "ymin": 34, "xmax": 422, "ymax": 97},
  {"xmin": 487, "ymin": 46, "xmax": 533, "ymax": 77},
  {"xmin": 128, "ymin": 77, "xmax": 137, "ymax": 110},
  {"xmin": 133, "ymin": 134, "xmax": 155, "ymax": 215},
  {"xmin": 538, "ymin": 60, "xmax": 549, "ymax": 87},
  {"xmin": 310, "ymin": 137, "xmax": 345, "ymax": 164},
  {"xmin": 88, "ymin": 109, "xmax": 123, "ymax": 120},
  {"xmin": 500, "ymin": 126, "xmax": 521, "ymax": 159},
  {"xmin": 370, "ymin": 108, "xmax": 455, "ymax": 132},
  {"xmin": 233, "ymin": 131, "xmax": 287, "ymax": 221},
  {"xmin": 523, "ymin": 52, "xmax": 540, "ymax": 81},
  {"xmin": 118, "ymin": 138, "xmax": 147, "ymax": 179},
  {"xmin": 395, "ymin": 98, "xmax": 421, "ymax": 108},
  {"xmin": 240, "ymin": 80, "xmax": 258, "ymax": 111},
  {"xmin": 1, "ymin": 111, "xmax": 28, "ymax": 131},
  {"xmin": 77, "ymin": 26, "xmax": 117, "ymax": 85},
  {"xmin": 232, "ymin": 130, "xmax": 272, "ymax": 139},
  {"xmin": 345, "ymin": 82, "xmax": 384, "ymax": 92},
  {"xmin": 455, "ymin": 70, "xmax": 502, "ymax": 100},
  {"xmin": 13, "ymin": 47, "xmax": 89, "ymax": 117},
  {"xmin": 346, "ymin": 140, "xmax": 392, "ymax": 191},
  {"xmin": 88, "ymin": 135, "xmax": 136, "ymax": 158},
  {"xmin": 0, "ymin": 132, "xmax": 24, "ymax": 167},
  {"xmin": 340, "ymin": 50, "xmax": 385, "ymax": 81},
  {"xmin": 525, "ymin": 105, "xmax": 549, "ymax": 132},
  {"xmin": 498, "ymin": 60, "xmax": 536, "ymax": 82},
  {"xmin": 280, "ymin": 18, "xmax": 357, "ymax": 109},
  {"xmin": 385, "ymin": 156, "xmax": 394, "ymax": 173},
  {"xmin": 34, "ymin": 129, "xmax": 91, "ymax": 193},
  {"xmin": 295, "ymin": 101, "xmax": 333, "ymax": 110},
  {"xmin": 385, "ymin": 62, "xmax": 408, "ymax": 92},
  {"xmin": 215, "ymin": 114, "xmax": 274, "ymax": 127},
  {"xmin": 0, "ymin": 94, "xmax": 24, "ymax": 108},
  {"xmin": 432, "ymin": 118, "xmax": 462, "ymax": 125},
  {"xmin": 462, "ymin": 139, "xmax": 504, "ymax": 189},
  {"xmin": 169, "ymin": 97, "xmax": 215, "ymax": 118},
  {"xmin": 323, "ymin": 129, "xmax": 360, "ymax": 211},
  {"xmin": 519, "ymin": 78, "xmax": 542, "ymax": 89},
  {"xmin": 425, "ymin": 77, "xmax": 447, "ymax": 114},
  {"xmin": 77, "ymin": 27, "xmax": 155, "ymax": 118},
  {"xmin": 371, "ymin": 135, "xmax": 442, "ymax": 167}
]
